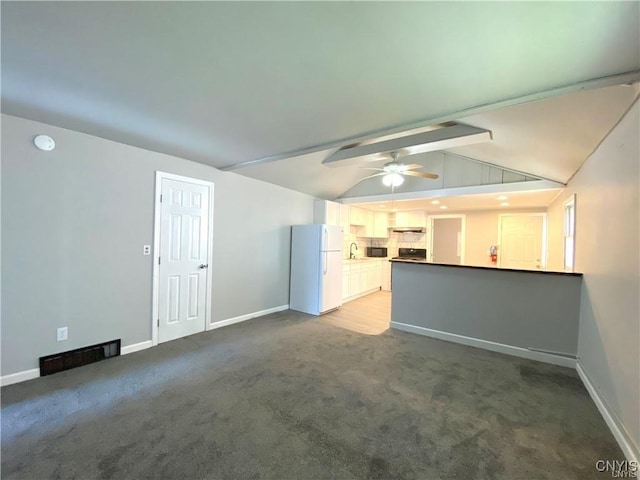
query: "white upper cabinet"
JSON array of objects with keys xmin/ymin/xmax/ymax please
[
  {"xmin": 345, "ymin": 206, "xmax": 388, "ymax": 238},
  {"xmin": 314, "ymin": 200, "xmax": 341, "ymax": 225},
  {"xmin": 371, "ymin": 211, "xmax": 389, "ymax": 238},
  {"xmin": 339, "ymin": 203, "xmax": 350, "ymax": 232},
  {"xmin": 363, "ymin": 209, "xmax": 374, "ymax": 231},
  {"xmin": 394, "ymin": 210, "xmax": 427, "ymax": 228},
  {"xmin": 350, "ymin": 206, "xmax": 367, "ymax": 226}
]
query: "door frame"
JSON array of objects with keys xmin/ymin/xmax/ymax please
[
  {"xmin": 563, "ymin": 194, "xmax": 577, "ymax": 272},
  {"xmin": 497, "ymin": 212, "xmax": 547, "ymax": 269},
  {"xmin": 152, "ymin": 171, "xmax": 215, "ymax": 346},
  {"xmin": 427, "ymin": 214, "xmax": 466, "ymax": 264}
]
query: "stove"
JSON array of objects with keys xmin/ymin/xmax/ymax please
[{"xmin": 393, "ymin": 248, "xmax": 427, "ymax": 261}]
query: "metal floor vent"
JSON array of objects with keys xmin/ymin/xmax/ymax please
[{"xmin": 39, "ymin": 339, "xmax": 121, "ymax": 376}]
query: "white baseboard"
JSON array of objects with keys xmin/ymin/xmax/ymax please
[
  {"xmin": 3, "ymin": 340, "xmax": 153, "ymax": 387},
  {"xmin": 390, "ymin": 321, "xmax": 577, "ymax": 369},
  {"xmin": 1, "ymin": 368, "xmax": 40, "ymax": 387},
  {"xmin": 576, "ymin": 361, "xmax": 639, "ymax": 464},
  {"xmin": 2, "ymin": 306, "xmax": 288, "ymax": 387},
  {"xmin": 208, "ymin": 304, "xmax": 289, "ymax": 331},
  {"xmin": 121, "ymin": 340, "xmax": 153, "ymax": 355}
]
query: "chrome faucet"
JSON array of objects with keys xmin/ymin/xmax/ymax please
[{"xmin": 350, "ymin": 242, "xmax": 358, "ymax": 259}]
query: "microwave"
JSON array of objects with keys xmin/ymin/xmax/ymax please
[{"xmin": 366, "ymin": 247, "xmax": 388, "ymax": 258}]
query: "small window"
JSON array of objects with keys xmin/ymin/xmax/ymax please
[{"xmin": 563, "ymin": 195, "xmax": 576, "ymax": 272}]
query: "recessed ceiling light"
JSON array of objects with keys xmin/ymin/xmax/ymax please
[
  {"xmin": 430, "ymin": 200, "xmax": 440, "ymax": 205},
  {"xmin": 497, "ymin": 195, "xmax": 508, "ymax": 201},
  {"xmin": 501, "ymin": 202, "xmax": 510, "ymax": 207},
  {"xmin": 439, "ymin": 205, "xmax": 448, "ymax": 210}
]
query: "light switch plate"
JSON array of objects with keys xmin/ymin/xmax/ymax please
[
  {"xmin": 57, "ymin": 327, "xmax": 68, "ymax": 341},
  {"xmin": 143, "ymin": 245, "xmax": 151, "ymax": 255}
]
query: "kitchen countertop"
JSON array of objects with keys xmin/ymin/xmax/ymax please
[
  {"xmin": 345, "ymin": 257, "xmax": 388, "ymax": 261},
  {"xmin": 389, "ymin": 258, "xmax": 583, "ymax": 277}
]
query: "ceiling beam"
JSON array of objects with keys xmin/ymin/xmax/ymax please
[
  {"xmin": 221, "ymin": 70, "xmax": 640, "ymax": 172},
  {"xmin": 338, "ymin": 180, "xmax": 566, "ymax": 205},
  {"xmin": 322, "ymin": 124, "xmax": 492, "ymax": 167}
]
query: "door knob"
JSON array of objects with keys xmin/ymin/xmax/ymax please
[{"xmin": 199, "ymin": 264, "xmax": 209, "ymax": 269}]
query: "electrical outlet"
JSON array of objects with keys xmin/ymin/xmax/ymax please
[
  {"xmin": 57, "ymin": 327, "xmax": 68, "ymax": 341},
  {"xmin": 143, "ymin": 245, "xmax": 151, "ymax": 255}
]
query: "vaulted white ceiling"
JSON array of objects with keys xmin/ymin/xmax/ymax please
[
  {"xmin": 2, "ymin": 2, "xmax": 639, "ymax": 199},
  {"xmin": 233, "ymin": 84, "xmax": 639, "ymax": 199}
]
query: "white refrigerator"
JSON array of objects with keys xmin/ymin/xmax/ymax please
[{"xmin": 290, "ymin": 224, "xmax": 343, "ymax": 315}]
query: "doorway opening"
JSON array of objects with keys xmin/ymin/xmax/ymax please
[{"xmin": 428, "ymin": 214, "xmax": 466, "ymax": 265}]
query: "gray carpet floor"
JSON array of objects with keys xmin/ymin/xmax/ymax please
[{"xmin": 1, "ymin": 309, "xmax": 623, "ymax": 479}]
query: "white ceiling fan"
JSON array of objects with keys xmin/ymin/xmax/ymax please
[{"xmin": 360, "ymin": 152, "xmax": 439, "ymax": 187}]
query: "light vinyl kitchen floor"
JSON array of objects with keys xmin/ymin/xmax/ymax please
[{"xmin": 320, "ymin": 290, "xmax": 390, "ymax": 335}]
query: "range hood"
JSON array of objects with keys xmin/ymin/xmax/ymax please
[{"xmin": 392, "ymin": 227, "xmax": 425, "ymax": 233}]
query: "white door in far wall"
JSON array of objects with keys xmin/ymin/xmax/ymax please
[
  {"xmin": 158, "ymin": 177, "xmax": 212, "ymax": 343},
  {"xmin": 499, "ymin": 215, "xmax": 544, "ymax": 270}
]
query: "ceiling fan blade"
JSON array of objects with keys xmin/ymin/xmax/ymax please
[
  {"xmin": 404, "ymin": 171, "xmax": 440, "ymax": 180},
  {"xmin": 401, "ymin": 164, "xmax": 424, "ymax": 171},
  {"xmin": 347, "ymin": 172, "xmax": 389, "ymax": 190},
  {"xmin": 360, "ymin": 167, "xmax": 386, "ymax": 171},
  {"xmin": 359, "ymin": 172, "xmax": 388, "ymax": 180}
]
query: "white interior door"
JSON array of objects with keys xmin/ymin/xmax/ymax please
[
  {"xmin": 158, "ymin": 176, "xmax": 211, "ymax": 343},
  {"xmin": 500, "ymin": 215, "xmax": 544, "ymax": 270}
]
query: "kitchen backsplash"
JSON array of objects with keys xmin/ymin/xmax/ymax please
[
  {"xmin": 386, "ymin": 231, "xmax": 428, "ymax": 256},
  {"xmin": 343, "ymin": 226, "xmax": 369, "ymax": 259},
  {"xmin": 343, "ymin": 228, "xmax": 428, "ymax": 258}
]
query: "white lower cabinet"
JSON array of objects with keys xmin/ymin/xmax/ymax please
[
  {"xmin": 342, "ymin": 260, "xmax": 383, "ymax": 302},
  {"xmin": 342, "ymin": 264, "xmax": 351, "ymax": 300},
  {"xmin": 365, "ymin": 263, "xmax": 381, "ymax": 291},
  {"xmin": 351, "ymin": 267, "xmax": 364, "ymax": 295},
  {"xmin": 381, "ymin": 259, "xmax": 391, "ymax": 291}
]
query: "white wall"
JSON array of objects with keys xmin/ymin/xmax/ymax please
[
  {"xmin": 1, "ymin": 114, "xmax": 315, "ymax": 376},
  {"xmin": 547, "ymin": 101, "xmax": 639, "ymax": 459},
  {"xmin": 370, "ymin": 207, "xmax": 547, "ymax": 266},
  {"xmin": 453, "ymin": 208, "xmax": 547, "ymax": 267}
]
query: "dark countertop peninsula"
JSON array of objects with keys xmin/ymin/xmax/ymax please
[{"xmin": 389, "ymin": 259, "xmax": 582, "ymax": 277}]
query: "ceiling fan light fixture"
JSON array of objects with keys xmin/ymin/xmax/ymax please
[{"xmin": 382, "ymin": 172, "xmax": 404, "ymax": 187}]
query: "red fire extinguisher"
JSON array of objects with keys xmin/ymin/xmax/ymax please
[{"xmin": 489, "ymin": 245, "xmax": 498, "ymax": 263}]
